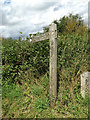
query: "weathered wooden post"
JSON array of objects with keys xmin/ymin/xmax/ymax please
[
  {"xmin": 31, "ymin": 22, "xmax": 57, "ymax": 108},
  {"xmin": 49, "ymin": 23, "xmax": 57, "ymax": 108}
]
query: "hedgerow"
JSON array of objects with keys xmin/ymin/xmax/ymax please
[{"xmin": 2, "ymin": 33, "xmax": 88, "ymax": 86}]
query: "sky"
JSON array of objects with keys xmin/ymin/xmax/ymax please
[{"xmin": 0, "ymin": 0, "xmax": 90, "ymax": 38}]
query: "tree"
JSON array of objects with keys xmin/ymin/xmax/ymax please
[{"xmin": 53, "ymin": 13, "xmax": 87, "ymax": 35}]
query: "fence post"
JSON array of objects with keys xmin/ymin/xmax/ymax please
[
  {"xmin": 49, "ymin": 23, "xmax": 57, "ymax": 108},
  {"xmin": 81, "ymin": 72, "xmax": 90, "ymax": 98}
]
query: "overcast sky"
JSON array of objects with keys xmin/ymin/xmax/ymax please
[{"xmin": 0, "ymin": 0, "xmax": 90, "ymax": 38}]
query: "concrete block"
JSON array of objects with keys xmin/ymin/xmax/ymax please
[{"xmin": 81, "ymin": 72, "xmax": 90, "ymax": 98}]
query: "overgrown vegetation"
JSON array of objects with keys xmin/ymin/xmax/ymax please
[{"xmin": 2, "ymin": 14, "xmax": 89, "ymax": 118}]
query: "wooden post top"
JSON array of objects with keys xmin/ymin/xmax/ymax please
[{"xmin": 30, "ymin": 23, "xmax": 57, "ymax": 43}]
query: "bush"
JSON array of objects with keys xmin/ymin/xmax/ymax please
[
  {"xmin": 2, "ymin": 38, "xmax": 49, "ymax": 85},
  {"xmin": 2, "ymin": 33, "xmax": 88, "ymax": 86}
]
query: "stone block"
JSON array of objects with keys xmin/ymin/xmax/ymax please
[{"xmin": 81, "ymin": 72, "xmax": 90, "ymax": 98}]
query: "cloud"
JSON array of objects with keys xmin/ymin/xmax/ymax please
[{"xmin": 0, "ymin": 0, "xmax": 89, "ymax": 38}]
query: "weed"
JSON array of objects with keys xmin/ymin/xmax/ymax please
[
  {"xmin": 31, "ymin": 85, "xmax": 43, "ymax": 96},
  {"xmin": 34, "ymin": 97, "xmax": 50, "ymax": 112}
]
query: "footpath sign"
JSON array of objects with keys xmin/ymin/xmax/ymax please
[{"xmin": 31, "ymin": 23, "xmax": 57, "ymax": 108}]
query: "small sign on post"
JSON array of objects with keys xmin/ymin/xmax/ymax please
[
  {"xmin": 32, "ymin": 32, "xmax": 49, "ymax": 43},
  {"xmin": 31, "ymin": 22, "xmax": 57, "ymax": 108}
]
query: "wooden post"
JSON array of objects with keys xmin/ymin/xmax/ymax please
[
  {"xmin": 49, "ymin": 23, "xmax": 57, "ymax": 108},
  {"xmin": 31, "ymin": 22, "xmax": 57, "ymax": 108}
]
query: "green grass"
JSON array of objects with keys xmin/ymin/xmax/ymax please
[{"xmin": 2, "ymin": 73, "xmax": 88, "ymax": 118}]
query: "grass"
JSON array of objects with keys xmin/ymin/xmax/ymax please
[{"xmin": 2, "ymin": 72, "xmax": 88, "ymax": 118}]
